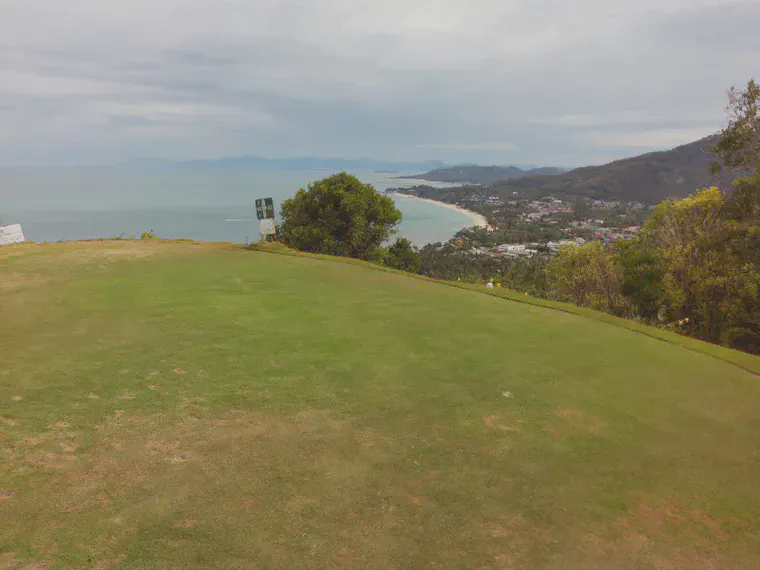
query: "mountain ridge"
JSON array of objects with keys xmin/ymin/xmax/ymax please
[{"xmin": 485, "ymin": 136, "xmax": 740, "ymax": 203}]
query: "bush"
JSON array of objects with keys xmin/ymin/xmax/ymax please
[
  {"xmin": 384, "ymin": 238, "xmax": 421, "ymax": 273},
  {"xmin": 279, "ymin": 173, "xmax": 402, "ymax": 260}
]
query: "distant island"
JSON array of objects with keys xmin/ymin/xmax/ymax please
[
  {"xmin": 125, "ymin": 156, "xmax": 445, "ymax": 173},
  {"xmin": 401, "ymin": 165, "xmax": 566, "ymax": 184}
]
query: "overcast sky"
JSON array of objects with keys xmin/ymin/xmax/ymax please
[{"xmin": 1, "ymin": 0, "xmax": 758, "ymax": 167}]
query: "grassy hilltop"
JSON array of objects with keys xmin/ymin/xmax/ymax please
[{"xmin": 1, "ymin": 240, "xmax": 760, "ymax": 569}]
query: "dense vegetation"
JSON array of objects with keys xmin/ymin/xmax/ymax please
[{"xmin": 543, "ymin": 181, "xmax": 759, "ymax": 353}]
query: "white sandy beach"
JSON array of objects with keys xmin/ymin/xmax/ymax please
[{"xmin": 387, "ymin": 192, "xmax": 492, "ymax": 230}]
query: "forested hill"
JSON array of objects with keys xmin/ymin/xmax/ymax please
[
  {"xmin": 403, "ymin": 165, "xmax": 565, "ymax": 183},
  {"xmin": 489, "ymin": 136, "xmax": 740, "ymax": 203}
]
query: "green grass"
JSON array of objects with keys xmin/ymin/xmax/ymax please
[{"xmin": 1, "ymin": 240, "xmax": 759, "ymax": 569}]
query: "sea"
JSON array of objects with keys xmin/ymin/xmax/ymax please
[{"xmin": 1, "ymin": 168, "xmax": 469, "ymax": 246}]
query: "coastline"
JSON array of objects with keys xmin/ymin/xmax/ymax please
[{"xmin": 387, "ymin": 192, "xmax": 492, "ymax": 231}]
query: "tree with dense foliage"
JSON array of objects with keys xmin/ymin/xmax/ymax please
[
  {"xmin": 384, "ymin": 237, "xmax": 422, "ymax": 273},
  {"xmin": 643, "ymin": 187, "xmax": 759, "ymax": 350},
  {"xmin": 614, "ymin": 238, "xmax": 663, "ymax": 320},
  {"xmin": 280, "ymin": 173, "xmax": 402, "ymax": 260},
  {"xmin": 711, "ymin": 79, "xmax": 760, "ymax": 173},
  {"xmin": 545, "ymin": 242, "xmax": 626, "ymax": 313}
]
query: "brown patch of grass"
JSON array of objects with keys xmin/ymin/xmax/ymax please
[
  {"xmin": 6, "ymin": 408, "xmax": 419, "ymax": 567},
  {"xmin": 60, "ymin": 243, "xmax": 160, "ymax": 263},
  {"xmin": 615, "ymin": 498, "xmax": 735, "ymax": 543},
  {"xmin": 0, "ymin": 553, "xmax": 17, "ymax": 569},
  {"xmin": 23, "ymin": 449, "xmax": 79, "ymax": 471},
  {"xmin": 550, "ymin": 408, "xmax": 605, "ymax": 436},
  {"xmin": 490, "ymin": 553, "xmax": 522, "ymax": 570},
  {"xmin": 490, "ymin": 514, "xmax": 525, "ymax": 538},
  {"xmin": 0, "ymin": 273, "xmax": 49, "ymax": 292},
  {"xmin": 174, "ymin": 518, "xmax": 195, "ymax": 529},
  {"xmin": 559, "ymin": 498, "xmax": 756, "ymax": 569},
  {"xmin": 484, "ymin": 415, "xmax": 521, "ymax": 432}
]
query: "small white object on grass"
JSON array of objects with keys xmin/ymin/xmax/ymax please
[
  {"xmin": 502, "ymin": 391, "xmax": 513, "ymax": 398},
  {"xmin": 485, "ymin": 282, "xmax": 494, "ymax": 289}
]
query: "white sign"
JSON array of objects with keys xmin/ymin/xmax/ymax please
[
  {"xmin": 0, "ymin": 224, "xmax": 25, "ymax": 246},
  {"xmin": 259, "ymin": 219, "xmax": 276, "ymax": 236}
]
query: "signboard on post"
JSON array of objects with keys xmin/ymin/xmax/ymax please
[
  {"xmin": 255, "ymin": 197, "xmax": 277, "ymax": 241},
  {"xmin": 0, "ymin": 224, "xmax": 25, "ymax": 246},
  {"xmin": 256, "ymin": 197, "xmax": 275, "ymax": 220},
  {"xmin": 259, "ymin": 219, "xmax": 276, "ymax": 238}
]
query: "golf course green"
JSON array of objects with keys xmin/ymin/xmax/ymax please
[{"xmin": 2, "ymin": 240, "xmax": 759, "ymax": 569}]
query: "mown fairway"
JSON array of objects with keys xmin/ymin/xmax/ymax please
[{"xmin": 1, "ymin": 240, "xmax": 759, "ymax": 569}]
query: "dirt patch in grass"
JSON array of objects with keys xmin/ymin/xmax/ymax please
[
  {"xmin": 484, "ymin": 415, "xmax": 522, "ymax": 432},
  {"xmin": 490, "ymin": 513, "xmax": 526, "ymax": 538},
  {"xmin": 615, "ymin": 497, "xmax": 738, "ymax": 544},
  {"xmin": 557, "ymin": 497, "xmax": 757, "ymax": 569},
  {"xmin": 60, "ymin": 243, "xmax": 160, "ymax": 262},
  {"xmin": 546, "ymin": 408, "xmax": 606, "ymax": 436},
  {"xmin": 477, "ymin": 496, "xmax": 760, "ymax": 570}
]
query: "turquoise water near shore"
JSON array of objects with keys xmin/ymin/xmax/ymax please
[{"xmin": 1, "ymin": 168, "xmax": 470, "ymax": 245}]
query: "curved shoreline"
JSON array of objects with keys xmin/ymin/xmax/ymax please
[{"xmin": 387, "ymin": 192, "xmax": 492, "ymax": 230}]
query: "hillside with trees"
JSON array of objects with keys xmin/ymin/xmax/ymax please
[
  {"xmin": 404, "ymin": 136, "xmax": 743, "ymax": 204},
  {"xmin": 411, "ymin": 80, "xmax": 760, "ymax": 354},
  {"xmin": 488, "ymin": 136, "xmax": 743, "ymax": 203}
]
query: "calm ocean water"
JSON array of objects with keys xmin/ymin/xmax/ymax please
[{"xmin": 1, "ymin": 168, "xmax": 468, "ymax": 246}]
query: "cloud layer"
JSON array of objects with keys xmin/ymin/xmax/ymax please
[{"xmin": 1, "ymin": 0, "xmax": 758, "ymax": 166}]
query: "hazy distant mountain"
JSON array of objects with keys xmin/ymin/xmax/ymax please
[
  {"xmin": 487, "ymin": 136, "xmax": 740, "ymax": 203},
  {"xmin": 126, "ymin": 156, "xmax": 446, "ymax": 172},
  {"xmin": 403, "ymin": 165, "xmax": 565, "ymax": 183}
]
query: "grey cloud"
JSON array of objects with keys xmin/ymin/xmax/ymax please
[{"xmin": 0, "ymin": 0, "xmax": 757, "ymax": 167}]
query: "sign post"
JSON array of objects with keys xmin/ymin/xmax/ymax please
[
  {"xmin": 255, "ymin": 197, "xmax": 277, "ymax": 241},
  {"xmin": 255, "ymin": 199, "xmax": 266, "ymax": 221}
]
